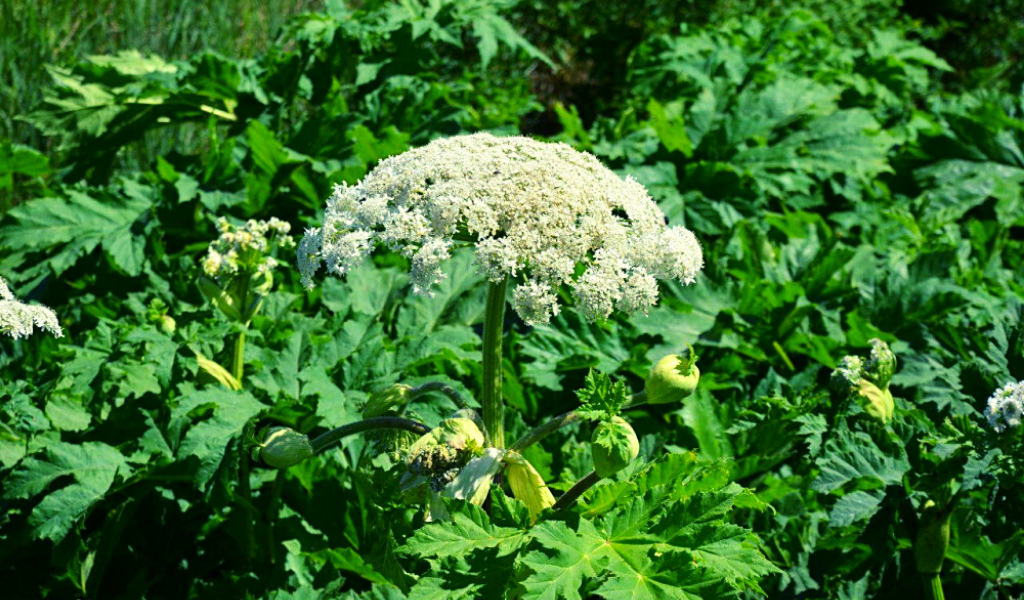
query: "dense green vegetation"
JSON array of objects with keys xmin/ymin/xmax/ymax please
[{"xmin": 2, "ymin": 1, "xmax": 1023, "ymax": 598}]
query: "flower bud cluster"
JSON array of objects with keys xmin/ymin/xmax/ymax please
[
  {"xmin": 863, "ymin": 338, "xmax": 896, "ymax": 389},
  {"xmin": 408, "ymin": 443, "xmax": 475, "ymax": 491},
  {"xmin": 831, "ymin": 340, "xmax": 896, "ymax": 423},
  {"xmin": 984, "ymin": 381, "xmax": 1024, "ymax": 433},
  {"xmin": 202, "ymin": 217, "xmax": 295, "ymax": 285},
  {"xmin": 0, "ymin": 276, "xmax": 63, "ymax": 340}
]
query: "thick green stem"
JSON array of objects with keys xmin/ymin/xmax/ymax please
[
  {"xmin": 232, "ymin": 329, "xmax": 246, "ymax": 384},
  {"xmin": 482, "ymin": 279, "xmax": 508, "ymax": 448},
  {"xmin": 552, "ymin": 470, "xmax": 601, "ymax": 511},
  {"xmin": 310, "ymin": 417, "xmax": 430, "ymax": 454},
  {"xmin": 921, "ymin": 573, "xmax": 944, "ymax": 600},
  {"xmin": 238, "ymin": 440, "xmax": 255, "ymax": 567},
  {"xmin": 264, "ymin": 470, "xmax": 286, "ymax": 565}
]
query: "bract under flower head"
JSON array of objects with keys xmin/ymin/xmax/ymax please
[{"xmin": 298, "ymin": 133, "xmax": 703, "ymax": 324}]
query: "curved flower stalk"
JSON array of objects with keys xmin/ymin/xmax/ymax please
[
  {"xmin": 299, "ymin": 133, "xmax": 703, "ymax": 450},
  {"xmin": 0, "ymin": 276, "xmax": 63, "ymax": 340}
]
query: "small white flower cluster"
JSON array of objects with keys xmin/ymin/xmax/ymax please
[
  {"xmin": 298, "ymin": 133, "xmax": 703, "ymax": 324},
  {"xmin": 0, "ymin": 276, "xmax": 63, "ymax": 340},
  {"xmin": 832, "ymin": 355, "xmax": 864, "ymax": 387},
  {"xmin": 203, "ymin": 217, "xmax": 295, "ymax": 284},
  {"xmin": 985, "ymin": 381, "xmax": 1024, "ymax": 434}
]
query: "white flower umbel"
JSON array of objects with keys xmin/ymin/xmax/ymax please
[
  {"xmin": 985, "ymin": 381, "xmax": 1024, "ymax": 434},
  {"xmin": 0, "ymin": 276, "xmax": 63, "ymax": 340},
  {"xmin": 203, "ymin": 217, "xmax": 295, "ymax": 284},
  {"xmin": 300, "ymin": 133, "xmax": 705, "ymax": 449},
  {"xmin": 298, "ymin": 132, "xmax": 703, "ymax": 325}
]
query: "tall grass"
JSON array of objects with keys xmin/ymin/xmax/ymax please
[{"xmin": 0, "ymin": 0, "xmax": 323, "ymax": 149}]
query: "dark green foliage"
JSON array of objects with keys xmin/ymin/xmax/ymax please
[{"xmin": 2, "ymin": 1, "xmax": 1024, "ymax": 599}]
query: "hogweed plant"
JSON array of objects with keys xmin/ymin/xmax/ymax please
[
  {"xmin": 236, "ymin": 133, "xmax": 786, "ymax": 596},
  {"xmin": 285, "ymin": 133, "xmax": 705, "ymax": 510},
  {"xmin": 829, "ymin": 342, "xmax": 1024, "ymax": 600},
  {"xmin": 197, "ymin": 217, "xmax": 295, "ymax": 387}
]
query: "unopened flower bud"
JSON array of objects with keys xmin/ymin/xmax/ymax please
[
  {"xmin": 504, "ymin": 451, "xmax": 555, "ymax": 522},
  {"xmin": 646, "ymin": 346, "xmax": 700, "ymax": 404},
  {"xmin": 363, "ymin": 384, "xmax": 413, "ymax": 418},
  {"xmin": 591, "ymin": 416, "xmax": 640, "ymax": 478},
  {"xmin": 257, "ymin": 426, "xmax": 314, "ymax": 469}
]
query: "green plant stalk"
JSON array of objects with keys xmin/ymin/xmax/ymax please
[
  {"xmin": 921, "ymin": 574, "xmax": 944, "ymax": 600},
  {"xmin": 482, "ymin": 278, "xmax": 508, "ymax": 448},
  {"xmin": 264, "ymin": 470, "xmax": 286, "ymax": 565},
  {"xmin": 552, "ymin": 470, "xmax": 601, "ymax": 511},
  {"xmin": 410, "ymin": 381, "xmax": 470, "ymax": 410},
  {"xmin": 232, "ymin": 329, "xmax": 247, "ymax": 384},
  {"xmin": 238, "ymin": 439, "xmax": 255, "ymax": 567},
  {"xmin": 310, "ymin": 416, "xmax": 430, "ymax": 454}
]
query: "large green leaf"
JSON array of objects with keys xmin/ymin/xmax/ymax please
[
  {"xmin": 5, "ymin": 441, "xmax": 129, "ymax": 541},
  {"xmin": 170, "ymin": 388, "xmax": 265, "ymax": 487},
  {"xmin": 0, "ymin": 184, "xmax": 151, "ymax": 278}
]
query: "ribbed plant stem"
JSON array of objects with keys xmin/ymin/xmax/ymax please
[
  {"xmin": 482, "ymin": 279, "xmax": 508, "ymax": 448},
  {"xmin": 309, "ymin": 417, "xmax": 430, "ymax": 454},
  {"xmin": 921, "ymin": 574, "xmax": 944, "ymax": 600}
]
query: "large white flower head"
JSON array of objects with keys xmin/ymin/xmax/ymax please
[
  {"xmin": 0, "ymin": 276, "xmax": 63, "ymax": 340},
  {"xmin": 299, "ymin": 133, "xmax": 703, "ymax": 324},
  {"xmin": 985, "ymin": 381, "xmax": 1024, "ymax": 434}
]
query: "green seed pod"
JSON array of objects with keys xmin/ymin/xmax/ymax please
[
  {"xmin": 591, "ymin": 416, "xmax": 640, "ymax": 478},
  {"xmin": 646, "ymin": 348, "xmax": 700, "ymax": 404},
  {"xmin": 915, "ymin": 500, "xmax": 951, "ymax": 575},
  {"xmin": 258, "ymin": 426, "xmax": 314, "ymax": 469}
]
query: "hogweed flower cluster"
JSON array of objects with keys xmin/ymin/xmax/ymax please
[
  {"xmin": 298, "ymin": 132, "xmax": 703, "ymax": 324},
  {"xmin": 203, "ymin": 217, "xmax": 295, "ymax": 285},
  {"xmin": 831, "ymin": 339, "xmax": 897, "ymax": 423},
  {"xmin": 984, "ymin": 381, "xmax": 1024, "ymax": 434},
  {"xmin": 0, "ymin": 276, "xmax": 63, "ymax": 340}
]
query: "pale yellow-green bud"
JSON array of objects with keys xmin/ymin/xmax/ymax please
[
  {"xmin": 363, "ymin": 384, "xmax": 413, "ymax": 418},
  {"xmin": 504, "ymin": 451, "xmax": 555, "ymax": 523},
  {"xmin": 645, "ymin": 347, "xmax": 699, "ymax": 404},
  {"xmin": 856, "ymin": 378, "xmax": 895, "ymax": 423},
  {"xmin": 158, "ymin": 315, "xmax": 176, "ymax": 334},
  {"xmin": 257, "ymin": 426, "xmax": 314, "ymax": 469},
  {"xmin": 591, "ymin": 416, "xmax": 640, "ymax": 478}
]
